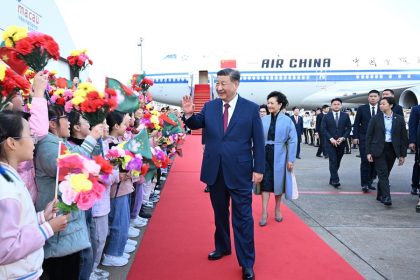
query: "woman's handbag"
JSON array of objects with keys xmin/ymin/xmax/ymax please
[{"xmin": 253, "ymin": 182, "xmax": 261, "ymax": 195}]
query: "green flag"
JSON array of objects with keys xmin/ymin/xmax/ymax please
[
  {"xmin": 144, "ymin": 160, "xmax": 157, "ymax": 182},
  {"xmin": 124, "ymin": 128, "xmax": 152, "ymax": 159},
  {"xmin": 105, "ymin": 77, "xmax": 139, "ymax": 113},
  {"xmin": 162, "ymin": 112, "xmax": 183, "ymax": 136}
]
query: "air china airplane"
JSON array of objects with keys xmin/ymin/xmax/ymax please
[{"xmin": 146, "ymin": 54, "xmax": 420, "ymax": 109}]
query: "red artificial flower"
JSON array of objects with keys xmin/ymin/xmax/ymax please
[{"xmin": 93, "ymin": 155, "xmax": 113, "ymax": 175}]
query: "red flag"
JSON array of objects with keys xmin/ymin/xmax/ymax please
[
  {"xmin": 220, "ymin": 59, "xmax": 236, "ymax": 69},
  {"xmin": 0, "ymin": 47, "xmax": 28, "ymax": 75}
]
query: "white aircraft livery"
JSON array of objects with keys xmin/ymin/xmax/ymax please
[{"xmin": 146, "ymin": 54, "xmax": 420, "ymax": 109}]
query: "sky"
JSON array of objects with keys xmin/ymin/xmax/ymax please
[{"xmin": 54, "ymin": 0, "xmax": 420, "ymax": 86}]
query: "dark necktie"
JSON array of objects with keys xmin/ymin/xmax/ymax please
[
  {"xmin": 223, "ymin": 103, "xmax": 230, "ymax": 132},
  {"xmin": 371, "ymin": 106, "xmax": 376, "ymax": 116},
  {"xmin": 335, "ymin": 112, "xmax": 339, "ymax": 127}
]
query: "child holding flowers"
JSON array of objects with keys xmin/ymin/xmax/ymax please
[
  {"xmin": 34, "ymin": 106, "xmax": 99, "ymax": 279},
  {"xmin": 102, "ymin": 111, "xmax": 135, "ymax": 267},
  {"xmin": 0, "ymin": 110, "xmax": 68, "ymax": 280}
]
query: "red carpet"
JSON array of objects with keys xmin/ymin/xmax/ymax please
[{"xmin": 128, "ymin": 135, "xmax": 363, "ymax": 280}]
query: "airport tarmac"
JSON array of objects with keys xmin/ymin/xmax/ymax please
[{"xmin": 104, "ymin": 143, "xmax": 419, "ymax": 280}]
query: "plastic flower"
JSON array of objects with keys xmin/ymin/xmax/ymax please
[
  {"xmin": 58, "ymin": 178, "xmax": 78, "ymax": 205},
  {"xmin": 70, "ymin": 173, "xmax": 93, "ymax": 192},
  {"xmin": 2, "ymin": 26, "xmax": 28, "ymax": 47}
]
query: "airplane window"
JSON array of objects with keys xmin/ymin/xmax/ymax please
[
  {"xmin": 408, "ymin": 74, "xmax": 411, "ymax": 79},
  {"xmin": 370, "ymin": 75, "xmax": 374, "ymax": 79},
  {"xmin": 356, "ymin": 75, "xmax": 359, "ymax": 79},
  {"xmin": 398, "ymin": 74, "xmax": 401, "ymax": 79},
  {"xmin": 380, "ymin": 74, "xmax": 383, "ymax": 79},
  {"xmin": 279, "ymin": 76, "xmax": 282, "ymax": 80},
  {"xmin": 388, "ymin": 74, "xmax": 392, "ymax": 79}
]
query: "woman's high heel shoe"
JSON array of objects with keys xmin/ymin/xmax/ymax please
[{"xmin": 259, "ymin": 214, "xmax": 268, "ymax": 226}]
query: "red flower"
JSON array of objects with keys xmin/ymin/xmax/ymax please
[{"xmin": 93, "ymin": 156, "xmax": 113, "ymax": 175}]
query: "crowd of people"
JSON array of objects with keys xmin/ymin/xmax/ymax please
[
  {"xmin": 0, "ymin": 71, "xmax": 182, "ymax": 280},
  {"xmin": 1, "ymin": 65, "xmax": 419, "ymax": 280}
]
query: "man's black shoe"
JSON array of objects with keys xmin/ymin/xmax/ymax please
[
  {"xmin": 330, "ymin": 182, "xmax": 340, "ymax": 188},
  {"xmin": 382, "ymin": 197, "xmax": 392, "ymax": 206},
  {"xmin": 362, "ymin": 186, "xmax": 369, "ymax": 193},
  {"xmin": 324, "ymin": 155, "xmax": 329, "ymax": 159},
  {"xmin": 296, "ymin": 156, "xmax": 301, "ymax": 159},
  {"xmin": 204, "ymin": 186, "xmax": 210, "ymax": 193},
  {"xmin": 316, "ymin": 154, "xmax": 322, "ymax": 158},
  {"xmin": 411, "ymin": 187, "xmax": 419, "ymax": 195},
  {"xmin": 208, "ymin": 250, "xmax": 231, "ymax": 261},
  {"xmin": 242, "ymin": 267, "xmax": 255, "ymax": 280},
  {"xmin": 368, "ymin": 185, "xmax": 376, "ymax": 190},
  {"xmin": 356, "ymin": 154, "xmax": 361, "ymax": 158}
]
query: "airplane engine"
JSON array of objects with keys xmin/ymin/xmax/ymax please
[{"xmin": 399, "ymin": 87, "xmax": 420, "ymax": 108}]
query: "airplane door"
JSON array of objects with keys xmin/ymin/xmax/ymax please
[{"xmin": 199, "ymin": 71, "xmax": 209, "ymax": 84}]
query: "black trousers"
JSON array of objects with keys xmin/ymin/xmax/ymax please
[
  {"xmin": 326, "ymin": 141, "xmax": 345, "ymax": 183},
  {"xmin": 412, "ymin": 151, "xmax": 419, "ymax": 188},
  {"xmin": 209, "ymin": 168, "xmax": 255, "ymax": 268},
  {"xmin": 41, "ymin": 252, "xmax": 80, "ymax": 280},
  {"xmin": 316, "ymin": 133, "xmax": 326, "ymax": 156},
  {"xmin": 374, "ymin": 143, "xmax": 396, "ymax": 200},
  {"xmin": 359, "ymin": 136, "xmax": 377, "ymax": 187}
]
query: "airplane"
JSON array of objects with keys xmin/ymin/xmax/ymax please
[{"xmin": 145, "ymin": 54, "xmax": 420, "ymax": 109}]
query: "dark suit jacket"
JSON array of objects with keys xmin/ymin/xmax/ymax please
[
  {"xmin": 353, "ymin": 103, "xmax": 378, "ymax": 139},
  {"xmin": 408, "ymin": 105, "xmax": 420, "ymax": 144},
  {"xmin": 321, "ymin": 111, "xmax": 352, "ymax": 141},
  {"xmin": 315, "ymin": 113, "xmax": 325, "ymax": 133},
  {"xmin": 291, "ymin": 115, "xmax": 304, "ymax": 137},
  {"xmin": 184, "ymin": 95, "xmax": 265, "ymax": 189},
  {"xmin": 393, "ymin": 104, "xmax": 404, "ymax": 116},
  {"xmin": 366, "ymin": 112, "xmax": 408, "ymax": 158}
]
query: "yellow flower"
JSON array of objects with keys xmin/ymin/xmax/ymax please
[
  {"xmin": 2, "ymin": 26, "xmax": 28, "ymax": 47},
  {"xmin": 72, "ymin": 96, "xmax": 85, "ymax": 106},
  {"xmin": 0, "ymin": 63, "xmax": 6, "ymax": 81},
  {"xmin": 77, "ymin": 82, "xmax": 96, "ymax": 93},
  {"xmin": 54, "ymin": 88, "xmax": 65, "ymax": 97},
  {"xmin": 122, "ymin": 155, "xmax": 133, "ymax": 170},
  {"xmin": 69, "ymin": 174, "xmax": 92, "ymax": 192}
]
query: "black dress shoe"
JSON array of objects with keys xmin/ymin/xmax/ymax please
[
  {"xmin": 330, "ymin": 182, "xmax": 340, "ymax": 188},
  {"xmin": 382, "ymin": 196, "xmax": 392, "ymax": 206},
  {"xmin": 208, "ymin": 250, "xmax": 231, "ymax": 260},
  {"xmin": 296, "ymin": 156, "xmax": 301, "ymax": 159},
  {"xmin": 242, "ymin": 267, "xmax": 255, "ymax": 280},
  {"xmin": 316, "ymin": 154, "xmax": 322, "ymax": 158},
  {"xmin": 204, "ymin": 186, "xmax": 210, "ymax": 193},
  {"xmin": 368, "ymin": 185, "xmax": 376, "ymax": 190},
  {"xmin": 361, "ymin": 186, "xmax": 369, "ymax": 193},
  {"xmin": 324, "ymin": 155, "xmax": 329, "ymax": 159},
  {"xmin": 411, "ymin": 187, "xmax": 419, "ymax": 195}
]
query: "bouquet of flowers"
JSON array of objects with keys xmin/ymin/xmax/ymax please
[
  {"xmin": 151, "ymin": 146, "xmax": 170, "ymax": 169},
  {"xmin": 140, "ymin": 105, "xmax": 163, "ymax": 131},
  {"xmin": 49, "ymin": 88, "xmax": 74, "ymax": 112},
  {"xmin": 56, "ymin": 153, "xmax": 111, "ymax": 212},
  {"xmin": 105, "ymin": 142, "xmax": 148, "ymax": 177},
  {"xmin": 71, "ymin": 82, "xmax": 118, "ymax": 126},
  {"xmin": 1, "ymin": 25, "xmax": 60, "ymax": 72},
  {"xmin": 0, "ymin": 61, "xmax": 30, "ymax": 111},
  {"xmin": 131, "ymin": 74, "xmax": 154, "ymax": 104},
  {"xmin": 67, "ymin": 49, "xmax": 93, "ymax": 78}
]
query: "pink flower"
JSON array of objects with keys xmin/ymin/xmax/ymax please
[
  {"xmin": 83, "ymin": 159, "xmax": 101, "ymax": 176},
  {"xmin": 75, "ymin": 190, "xmax": 97, "ymax": 210},
  {"xmin": 59, "ymin": 178, "xmax": 78, "ymax": 205},
  {"xmin": 64, "ymin": 101, "xmax": 73, "ymax": 113}
]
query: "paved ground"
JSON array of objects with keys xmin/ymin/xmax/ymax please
[{"xmin": 104, "ymin": 143, "xmax": 420, "ymax": 280}]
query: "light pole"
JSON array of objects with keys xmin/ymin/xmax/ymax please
[{"xmin": 137, "ymin": 37, "xmax": 144, "ymax": 73}]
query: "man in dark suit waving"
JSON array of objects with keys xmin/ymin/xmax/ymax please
[
  {"xmin": 353, "ymin": 90, "xmax": 380, "ymax": 193},
  {"xmin": 182, "ymin": 69, "xmax": 264, "ymax": 280},
  {"xmin": 291, "ymin": 106, "xmax": 304, "ymax": 159},
  {"xmin": 321, "ymin": 98, "xmax": 352, "ymax": 187}
]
